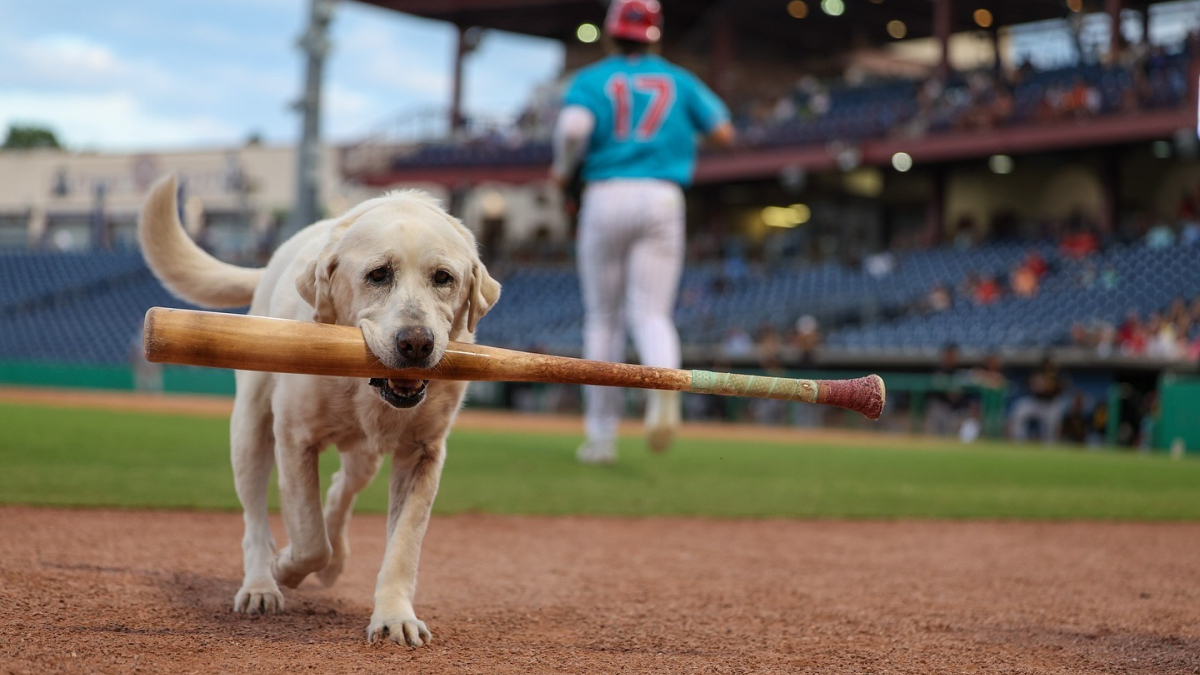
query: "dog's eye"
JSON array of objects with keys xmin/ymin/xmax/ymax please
[
  {"xmin": 366, "ymin": 266, "xmax": 392, "ymax": 284},
  {"xmin": 433, "ymin": 270, "xmax": 453, "ymax": 286}
]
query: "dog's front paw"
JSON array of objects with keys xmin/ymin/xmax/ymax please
[
  {"xmin": 234, "ymin": 580, "xmax": 284, "ymax": 615},
  {"xmin": 367, "ymin": 613, "xmax": 432, "ymax": 647}
]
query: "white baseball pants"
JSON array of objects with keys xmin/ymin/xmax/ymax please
[{"xmin": 577, "ymin": 178, "xmax": 685, "ymax": 442}]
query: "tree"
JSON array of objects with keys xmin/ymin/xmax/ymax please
[{"xmin": 3, "ymin": 124, "xmax": 62, "ymax": 150}]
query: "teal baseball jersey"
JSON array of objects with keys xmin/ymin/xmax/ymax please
[{"xmin": 562, "ymin": 54, "xmax": 730, "ymax": 187}]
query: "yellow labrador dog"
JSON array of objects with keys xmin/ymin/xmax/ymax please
[{"xmin": 138, "ymin": 175, "xmax": 499, "ymax": 647}]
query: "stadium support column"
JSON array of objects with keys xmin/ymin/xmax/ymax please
[
  {"xmin": 1106, "ymin": 0, "xmax": 1123, "ymax": 55},
  {"xmin": 451, "ymin": 24, "xmax": 467, "ymax": 133},
  {"xmin": 935, "ymin": 0, "xmax": 952, "ymax": 81},
  {"xmin": 287, "ymin": 0, "xmax": 334, "ymax": 240}
]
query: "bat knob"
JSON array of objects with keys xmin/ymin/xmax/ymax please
[{"xmin": 819, "ymin": 374, "xmax": 886, "ymax": 421}]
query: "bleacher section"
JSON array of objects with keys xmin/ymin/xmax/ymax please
[
  {"xmin": 831, "ymin": 244, "xmax": 1200, "ymax": 352},
  {"xmin": 387, "ymin": 55, "xmax": 1191, "ymax": 170},
  {"xmin": 0, "ymin": 251, "xmax": 212, "ymax": 365},
  {"xmin": 2, "ymin": 241, "xmax": 1197, "ymax": 365}
]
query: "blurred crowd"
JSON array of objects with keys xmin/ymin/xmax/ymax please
[
  {"xmin": 717, "ymin": 314, "xmax": 823, "ymax": 370},
  {"xmin": 1070, "ymin": 296, "xmax": 1200, "ymax": 361}
]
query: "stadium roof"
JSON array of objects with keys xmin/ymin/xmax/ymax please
[{"xmin": 354, "ymin": 0, "xmax": 1161, "ymax": 57}]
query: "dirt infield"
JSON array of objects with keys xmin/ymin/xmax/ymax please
[{"xmin": 2, "ymin": 507, "xmax": 1199, "ymax": 675}]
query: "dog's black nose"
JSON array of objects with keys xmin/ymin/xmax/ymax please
[{"xmin": 397, "ymin": 327, "xmax": 435, "ymax": 361}]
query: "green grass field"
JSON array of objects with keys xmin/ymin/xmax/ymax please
[{"xmin": 2, "ymin": 401, "xmax": 1198, "ymax": 519}]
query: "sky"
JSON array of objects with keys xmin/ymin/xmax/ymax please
[{"xmin": 0, "ymin": 0, "xmax": 564, "ymax": 151}]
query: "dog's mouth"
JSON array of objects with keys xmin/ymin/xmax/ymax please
[{"xmin": 368, "ymin": 378, "xmax": 428, "ymax": 409}]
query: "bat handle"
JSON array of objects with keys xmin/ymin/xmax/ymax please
[{"xmin": 688, "ymin": 371, "xmax": 886, "ymax": 421}]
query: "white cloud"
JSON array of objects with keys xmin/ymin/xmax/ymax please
[
  {"xmin": 0, "ymin": 2, "xmax": 563, "ymax": 151},
  {"xmin": 331, "ymin": 17, "xmax": 452, "ymax": 100},
  {"xmin": 0, "ymin": 33, "xmax": 175, "ymax": 94},
  {"xmin": 0, "ymin": 90, "xmax": 239, "ymax": 150}
]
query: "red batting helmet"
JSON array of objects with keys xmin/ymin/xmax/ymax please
[{"xmin": 605, "ymin": 0, "xmax": 663, "ymax": 44}]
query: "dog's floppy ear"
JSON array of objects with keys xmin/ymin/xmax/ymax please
[
  {"xmin": 295, "ymin": 223, "xmax": 350, "ymax": 324},
  {"xmin": 467, "ymin": 260, "xmax": 501, "ymax": 334},
  {"xmin": 434, "ymin": 204, "xmax": 501, "ymax": 334}
]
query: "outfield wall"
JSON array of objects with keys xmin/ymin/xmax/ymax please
[{"xmin": 0, "ymin": 362, "xmax": 234, "ymax": 396}]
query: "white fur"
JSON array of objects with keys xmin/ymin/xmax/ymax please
[{"xmin": 138, "ymin": 174, "xmax": 500, "ymax": 647}]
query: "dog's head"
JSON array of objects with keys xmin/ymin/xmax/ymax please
[{"xmin": 296, "ymin": 190, "xmax": 500, "ymax": 409}]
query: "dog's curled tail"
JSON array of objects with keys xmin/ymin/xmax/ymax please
[{"xmin": 138, "ymin": 174, "xmax": 264, "ymax": 309}]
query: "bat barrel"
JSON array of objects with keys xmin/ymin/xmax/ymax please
[{"xmin": 143, "ymin": 308, "xmax": 885, "ymax": 419}]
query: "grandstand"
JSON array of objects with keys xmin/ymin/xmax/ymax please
[{"xmin": 3, "ymin": 0, "xmax": 1200, "ymax": 447}]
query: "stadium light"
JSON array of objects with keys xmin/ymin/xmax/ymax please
[
  {"xmin": 974, "ymin": 9, "xmax": 993, "ymax": 28},
  {"xmin": 762, "ymin": 205, "xmax": 810, "ymax": 228},
  {"xmin": 892, "ymin": 152, "xmax": 913, "ymax": 172},
  {"xmin": 790, "ymin": 203, "xmax": 812, "ymax": 224},
  {"xmin": 887, "ymin": 20, "xmax": 906, "ymax": 39},
  {"xmin": 787, "ymin": 0, "xmax": 809, "ymax": 18},
  {"xmin": 989, "ymin": 154, "xmax": 1014, "ymax": 174},
  {"xmin": 821, "ymin": 0, "xmax": 845, "ymax": 17},
  {"xmin": 577, "ymin": 23, "xmax": 599, "ymax": 43}
]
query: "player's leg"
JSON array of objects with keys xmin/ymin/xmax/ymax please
[
  {"xmin": 576, "ymin": 182, "xmax": 630, "ymax": 463},
  {"xmin": 626, "ymin": 182, "xmax": 685, "ymax": 452}
]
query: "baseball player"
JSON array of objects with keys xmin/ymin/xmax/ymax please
[{"xmin": 550, "ymin": 0, "xmax": 735, "ymax": 464}]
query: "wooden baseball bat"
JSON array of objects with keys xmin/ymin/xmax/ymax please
[{"xmin": 143, "ymin": 307, "xmax": 886, "ymax": 420}]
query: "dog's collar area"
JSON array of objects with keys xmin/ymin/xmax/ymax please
[{"xmin": 368, "ymin": 377, "xmax": 429, "ymax": 409}]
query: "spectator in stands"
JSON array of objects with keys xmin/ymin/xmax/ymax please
[
  {"xmin": 1094, "ymin": 321, "xmax": 1118, "ymax": 357},
  {"xmin": 1010, "ymin": 356, "xmax": 1069, "ymax": 443},
  {"xmin": 1010, "ymin": 260, "xmax": 1039, "ymax": 298},
  {"xmin": 1117, "ymin": 310, "xmax": 1148, "ymax": 355},
  {"xmin": 1059, "ymin": 221, "xmax": 1099, "ymax": 258},
  {"xmin": 926, "ymin": 283, "xmax": 953, "ymax": 313},
  {"xmin": 1070, "ymin": 321, "xmax": 1096, "ymax": 350},
  {"xmin": 721, "ymin": 327, "xmax": 754, "ymax": 360},
  {"xmin": 1100, "ymin": 263, "xmax": 1119, "ymax": 290},
  {"xmin": 1145, "ymin": 220, "xmax": 1176, "ymax": 248},
  {"xmin": 788, "ymin": 314, "xmax": 821, "ymax": 364},
  {"xmin": 1024, "ymin": 249, "xmax": 1048, "ymax": 278},
  {"xmin": 863, "ymin": 250, "xmax": 896, "ymax": 279},
  {"xmin": 1077, "ymin": 260, "xmax": 1098, "ymax": 289},
  {"xmin": 973, "ymin": 273, "xmax": 1001, "ymax": 305},
  {"xmin": 756, "ymin": 323, "xmax": 783, "ymax": 370},
  {"xmin": 1188, "ymin": 330, "xmax": 1200, "ymax": 362},
  {"xmin": 926, "ymin": 343, "xmax": 968, "ymax": 437},
  {"xmin": 959, "ymin": 272, "xmax": 979, "ymax": 302},
  {"xmin": 1181, "ymin": 218, "xmax": 1200, "ymax": 247}
]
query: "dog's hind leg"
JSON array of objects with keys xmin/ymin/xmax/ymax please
[
  {"xmin": 271, "ymin": 402, "xmax": 334, "ymax": 589},
  {"xmin": 230, "ymin": 373, "xmax": 284, "ymax": 615},
  {"xmin": 317, "ymin": 444, "xmax": 383, "ymax": 587}
]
